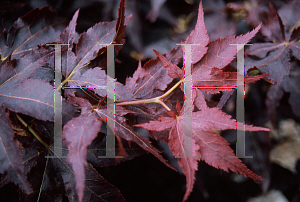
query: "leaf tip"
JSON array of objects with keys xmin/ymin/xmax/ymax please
[{"xmin": 153, "ymin": 49, "xmax": 160, "ymax": 55}]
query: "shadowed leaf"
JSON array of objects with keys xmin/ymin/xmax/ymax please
[
  {"xmin": 0, "ymin": 106, "xmax": 31, "ymax": 194},
  {"xmin": 245, "ymin": 6, "xmax": 300, "ymax": 84},
  {"xmin": 63, "ymin": 108, "xmax": 102, "ymax": 202},
  {"xmin": 96, "ymin": 106, "xmax": 175, "ymax": 171},
  {"xmin": 0, "ymin": 7, "xmax": 65, "ymax": 60},
  {"xmin": 16, "ymin": 120, "xmax": 125, "ymax": 202}
]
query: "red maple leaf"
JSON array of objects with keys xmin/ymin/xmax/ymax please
[
  {"xmin": 136, "ymin": 101, "xmax": 268, "ymax": 201},
  {"xmin": 133, "ymin": 1, "xmax": 269, "ymax": 201}
]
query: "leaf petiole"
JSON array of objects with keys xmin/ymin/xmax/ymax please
[
  {"xmin": 115, "ymin": 79, "xmax": 183, "ymax": 111},
  {"xmin": 16, "ymin": 114, "xmax": 49, "ymax": 149},
  {"xmin": 57, "ymin": 62, "xmax": 90, "ymax": 92},
  {"xmin": 157, "ymin": 79, "xmax": 183, "ymax": 100}
]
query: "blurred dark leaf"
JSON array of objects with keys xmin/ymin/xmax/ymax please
[
  {"xmin": 17, "ymin": 121, "xmax": 126, "ymax": 202},
  {"xmin": 245, "ymin": 5, "xmax": 300, "ymax": 85},
  {"xmin": 203, "ymin": 0, "xmax": 237, "ymax": 41},
  {"xmin": 266, "ymin": 62, "xmax": 300, "ymax": 125}
]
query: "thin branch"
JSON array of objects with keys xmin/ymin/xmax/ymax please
[
  {"xmin": 115, "ymin": 79, "xmax": 183, "ymax": 110},
  {"xmin": 16, "ymin": 114, "xmax": 49, "ymax": 149}
]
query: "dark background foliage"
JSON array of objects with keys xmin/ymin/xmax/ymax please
[{"xmin": 1, "ymin": 0, "xmax": 300, "ymax": 201}]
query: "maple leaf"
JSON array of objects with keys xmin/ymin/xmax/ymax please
[
  {"xmin": 135, "ymin": 101, "xmax": 269, "ymax": 201},
  {"xmin": 170, "ymin": 0, "xmax": 209, "ymax": 66},
  {"xmin": 266, "ymin": 62, "xmax": 300, "ymax": 126},
  {"xmin": 0, "ymin": 7, "xmax": 80, "ymax": 199},
  {"xmin": 153, "ymin": 49, "xmax": 183, "ymax": 79},
  {"xmin": 282, "ymin": 67, "xmax": 300, "ymax": 116},
  {"xmin": 245, "ymin": 3, "xmax": 300, "ymax": 84},
  {"xmin": 56, "ymin": 1, "xmax": 159, "ymax": 192},
  {"xmin": 0, "ymin": 0, "xmax": 282, "ymax": 201},
  {"xmin": 191, "ymin": 24, "xmax": 261, "ymax": 90},
  {"xmin": 0, "ymin": 68, "xmax": 77, "ymax": 196},
  {"xmin": 153, "ymin": 20, "xmax": 265, "ymax": 110},
  {"xmin": 63, "ymin": 99, "xmax": 102, "ymax": 202},
  {"xmin": 0, "ymin": 47, "xmax": 77, "ymax": 123},
  {"xmin": 161, "ymin": 24, "xmax": 265, "ymax": 111},
  {"xmin": 63, "ymin": 90, "xmax": 173, "ymax": 201},
  {"xmin": 63, "ymin": 92, "xmax": 143, "ymax": 200},
  {"xmin": 150, "ymin": 0, "xmax": 262, "ymax": 99},
  {"xmin": 0, "ymin": 6, "xmax": 65, "ymax": 61},
  {"xmin": 125, "ymin": 45, "xmax": 182, "ymax": 99},
  {"xmin": 155, "ymin": 49, "xmax": 267, "ymax": 94},
  {"xmin": 184, "ymin": 0, "xmax": 209, "ymax": 65},
  {"xmin": 0, "ymin": 6, "xmax": 77, "ymax": 123},
  {"xmin": 70, "ymin": 67, "xmax": 135, "ymax": 101},
  {"xmin": 15, "ymin": 120, "xmax": 126, "ymax": 202},
  {"xmin": 277, "ymin": 1, "xmax": 300, "ymax": 34},
  {"xmin": 59, "ymin": 0, "xmax": 134, "ymax": 102},
  {"xmin": 54, "ymin": 7, "xmax": 136, "ymax": 196},
  {"xmin": 124, "ymin": 1, "xmax": 209, "ymax": 99},
  {"xmin": 131, "ymin": 2, "xmax": 269, "ymax": 201},
  {"xmin": 0, "ymin": 106, "xmax": 31, "ymax": 194}
]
